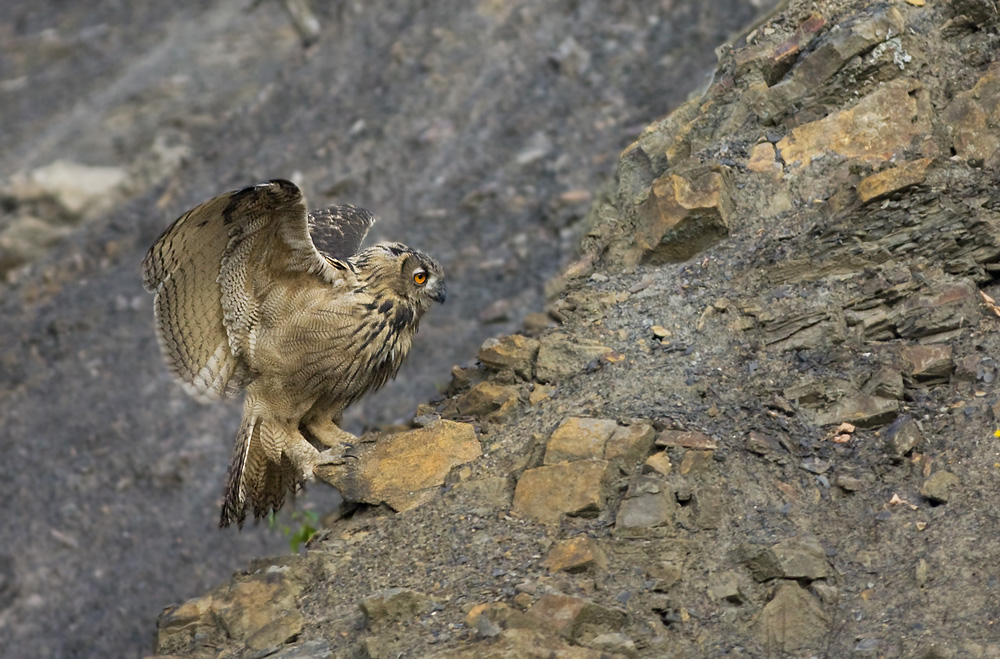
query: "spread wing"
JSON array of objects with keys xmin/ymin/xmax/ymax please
[{"xmin": 141, "ymin": 179, "xmax": 376, "ymax": 399}]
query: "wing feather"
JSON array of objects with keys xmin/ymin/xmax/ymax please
[{"xmin": 142, "ymin": 179, "xmax": 373, "ymax": 398}]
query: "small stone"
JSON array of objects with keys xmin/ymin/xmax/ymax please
[
  {"xmin": 772, "ymin": 535, "xmax": 830, "ymax": 581},
  {"xmin": 528, "ymin": 594, "xmax": 626, "ymax": 642},
  {"xmin": 885, "ymin": 415, "xmax": 923, "ymax": 460},
  {"xmin": 811, "ymin": 582, "xmax": 839, "ymax": 605},
  {"xmin": 708, "ymin": 571, "xmax": 744, "ymax": 603},
  {"xmin": 478, "ymin": 335, "xmax": 540, "ymax": 379},
  {"xmin": 647, "ymin": 562, "xmax": 683, "ymax": 592},
  {"xmin": 748, "ymin": 142, "xmax": 780, "ymax": 174},
  {"xmin": 901, "ymin": 345, "xmax": 954, "ymax": 383},
  {"xmin": 745, "ymin": 431, "xmax": 786, "ymax": 457},
  {"xmin": 836, "ymin": 474, "xmax": 865, "ymax": 492},
  {"xmin": 603, "ymin": 423, "xmax": 656, "ymax": 471},
  {"xmin": 456, "ymin": 381, "xmax": 520, "ymax": 418},
  {"xmin": 529, "ymin": 385, "xmax": 555, "ymax": 405},
  {"xmin": 862, "ymin": 368, "xmax": 905, "ymax": 400},
  {"xmin": 916, "ymin": 559, "xmax": 929, "ymax": 587},
  {"xmin": 679, "ymin": 450, "xmax": 715, "ymax": 475},
  {"xmin": 512, "ymin": 593, "xmax": 533, "ymax": 610},
  {"xmin": 651, "ymin": 325, "xmax": 671, "ymax": 339},
  {"xmin": 656, "ymin": 429, "xmax": 718, "ymax": 449},
  {"xmin": 535, "ymin": 333, "xmax": 613, "ymax": 383},
  {"xmin": 270, "ymin": 640, "xmax": 333, "ymax": 658},
  {"xmin": 360, "ymin": 588, "xmax": 432, "ymax": 626},
  {"xmin": 642, "ymin": 451, "xmax": 672, "ymax": 477},
  {"xmin": 920, "ymin": 470, "xmax": 960, "ymax": 504},
  {"xmin": 512, "ymin": 460, "xmax": 612, "ymax": 524},
  {"xmin": 615, "ymin": 476, "xmax": 676, "ymax": 536},
  {"xmin": 694, "ymin": 486, "xmax": 724, "ymax": 530},
  {"xmin": 542, "ymin": 537, "xmax": 608, "ymax": 573},
  {"xmin": 544, "ymin": 417, "xmax": 619, "ymax": 464},
  {"xmin": 759, "ymin": 583, "xmax": 830, "ymax": 652},
  {"xmin": 813, "ymin": 395, "xmax": 898, "ymax": 428},
  {"xmin": 856, "ymin": 158, "xmax": 932, "ymax": 203},
  {"xmin": 465, "ymin": 602, "xmax": 542, "ymax": 637}
]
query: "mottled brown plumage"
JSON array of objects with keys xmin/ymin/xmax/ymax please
[{"xmin": 142, "ymin": 179, "xmax": 445, "ymax": 527}]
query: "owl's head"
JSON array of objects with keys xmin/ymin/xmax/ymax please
[{"xmin": 361, "ymin": 242, "xmax": 446, "ymax": 311}]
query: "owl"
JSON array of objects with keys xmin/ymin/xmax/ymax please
[{"xmin": 142, "ymin": 179, "xmax": 445, "ymax": 527}]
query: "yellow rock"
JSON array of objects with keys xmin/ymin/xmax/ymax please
[{"xmin": 856, "ymin": 158, "xmax": 932, "ymax": 203}]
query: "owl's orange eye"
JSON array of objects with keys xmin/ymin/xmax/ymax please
[{"xmin": 413, "ymin": 270, "xmax": 427, "ymax": 286}]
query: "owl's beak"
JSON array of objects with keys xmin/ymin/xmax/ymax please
[{"xmin": 431, "ymin": 285, "xmax": 446, "ymax": 304}]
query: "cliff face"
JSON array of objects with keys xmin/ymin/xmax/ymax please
[
  {"xmin": 0, "ymin": 1, "xmax": 766, "ymax": 657},
  {"xmin": 151, "ymin": 0, "xmax": 1000, "ymax": 657}
]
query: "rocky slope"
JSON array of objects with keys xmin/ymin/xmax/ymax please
[
  {"xmin": 149, "ymin": 0, "xmax": 1000, "ymax": 657},
  {"xmin": 0, "ymin": 1, "xmax": 767, "ymax": 656}
]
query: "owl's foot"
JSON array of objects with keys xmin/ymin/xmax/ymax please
[
  {"xmin": 301, "ymin": 420, "xmax": 359, "ymax": 450},
  {"xmin": 315, "ymin": 444, "xmax": 359, "ymax": 466}
]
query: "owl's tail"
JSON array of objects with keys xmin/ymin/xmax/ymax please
[{"xmin": 220, "ymin": 401, "xmax": 298, "ymax": 528}]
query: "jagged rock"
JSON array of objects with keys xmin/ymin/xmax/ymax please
[
  {"xmin": 512, "ymin": 460, "xmax": 612, "ymax": 524},
  {"xmin": 155, "ymin": 571, "xmax": 301, "ymax": 654},
  {"xmin": 747, "ymin": 142, "xmax": 782, "ymax": 176},
  {"xmin": 615, "ymin": 475, "xmax": 676, "ymax": 537},
  {"xmin": 465, "ymin": 602, "xmax": 544, "ymax": 637},
  {"xmin": 765, "ymin": 8, "xmax": 904, "ymax": 112},
  {"xmin": 544, "ymin": 417, "xmax": 619, "ymax": 464},
  {"xmin": 542, "ymin": 537, "xmax": 608, "ymax": 573},
  {"xmin": 535, "ymin": 333, "xmax": 613, "ymax": 383},
  {"xmin": 642, "ymin": 451, "xmax": 673, "ymax": 477},
  {"xmin": 885, "ymin": 415, "xmax": 923, "ymax": 460},
  {"xmin": 315, "ymin": 420, "xmax": 481, "ymax": 512},
  {"xmin": 457, "ymin": 382, "xmax": 521, "ymax": 420},
  {"xmin": 896, "ymin": 279, "xmax": 980, "ymax": 340},
  {"xmin": 679, "ymin": 450, "xmax": 715, "ymax": 475},
  {"xmin": 742, "ymin": 535, "xmax": 830, "ymax": 582},
  {"xmin": 693, "ymin": 486, "xmax": 724, "ymax": 530},
  {"xmin": 604, "ymin": 422, "xmax": 656, "ymax": 468},
  {"xmin": 708, "ymin": 571, "xmax": 744, "ymax": 603},
  {"xmin": 478, "ymin": 335, "xmax": 540, "ymax": 380},
  {"xmin": 428, "ymin": 628, "xmax": 605, "ymax": 658},
  {"xmin": 759, "ymin": 583, "xmax": 830, "ymax": 653},
  {"xmin": 616, "ymin": 165, "xmax": 732, "ymax": 266},
  {"xmin": 245, "ymin": 611, "xmax": 304, "ymax": 652},
  {"xmin": 655, "ymin": 429, "xmax": 718, "ymax": 450},
  {"xmin": 734, "ymin": 14, "xmax": 825, "ymax": 85},
  {"xmin": 269, "ymin": 640, "xmax": 333, "ymax": 658},
  {"xmin": 944, "ymin": 62, "xmax": 1000, "ymax": 165},
  {"xmin": 648, "ymin": 561, "xmax": 683, "ymax": 591},
  {"xmin": 901, "ymin": 345, "xmax": 954, "ymax": 383},
  {"xmin": 862, "ymin": 368, "xmax": 905, "ymax": 400},
  {"xmin": 360, "ymin": 588, "xmax": 432, "ymax": 626},
  {"xmin": 528, "ymin": 593, "xmax": 626, "ymax": 642},
  {"xmin": 857, "ymin": 158, "xmax": 933, "ymax": 203},
  {"xmin": 777, "ymin": 78, "xmax": 930, "ymax": 166},
  {"xmin": 813, "ymin": 395, "xmax": 899, "ymax": 428},
  {"xmin": 921, "ymin": 471, "xmax": 960, "ymax": 504},
  {"xmin": 771, "ymin": 535, "xmax": 831, "ymax": 581}
]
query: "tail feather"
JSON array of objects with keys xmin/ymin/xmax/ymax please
[{"xmin": 220, "ymin": 409, "xmax": 300, "ymax": 528}]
